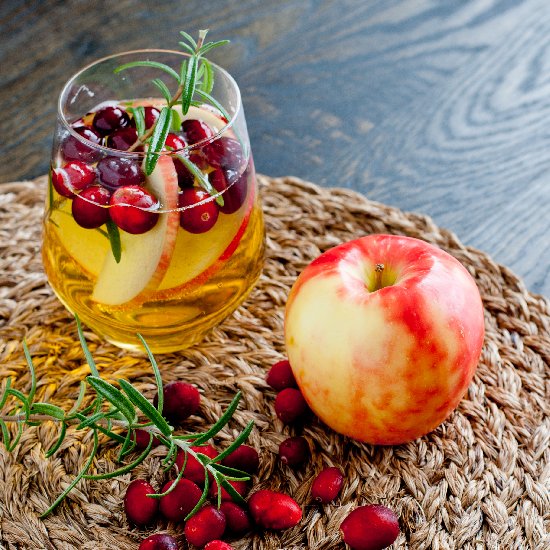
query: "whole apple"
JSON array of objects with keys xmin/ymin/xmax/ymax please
[{"xmin": 284, "ymin": 234, "xmax": 484, "ymax": 445}]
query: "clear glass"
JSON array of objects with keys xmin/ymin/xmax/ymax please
[{"xmin": 42, "ymin": 50, "xmax": 265, "ymax": 352}]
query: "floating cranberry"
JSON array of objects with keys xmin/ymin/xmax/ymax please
[
  {"xmin": 184, "ymin": 505, "xmax": 226, "ymax": 547},
  {"xmin": 62, "ymin": 126, "xmax": 102, "ymax": 162},
  {"xmin": 155, "ymin": 381, "xmax": 201, "ymax": 423},
  {"xmin": 203, "ymin": 137, "xmax": 244, "ymax": 171},
  {"xmin": 93, "ymin": 105, "xmax": 130, "ymax": 135},
  {"xmin": 132, "ymin": 428, "xmax": 161, "ymax": 450},
  {"xmin": 248, "ymin": 489, "xmax": 302, "ymax": 530},
  {"xmin": 182, "ymin": 119, "xmax": 214, "ymax": 144},
  {"xmin": 279, "ymin": 436, "xmax": 310, "ymax": 467},
  {"xmin": 178, "ymin": 188, "xmax": 219, "ymax": 233},
  {"xmin": 220, "ymin": 444, "xmax": 259, "ymax": 474},
  {"xmin": 52, "ymin": 160, "xmax": 96, "ymax": 198},
  {"xmin": 209, "ymin": 168, "xmax": 248, "ymax": 215},
  {"xmin": 72, "ymin": 186, "xmax": 111, "ymax": 229},
  {"xmin": 176, "ymin": 444, "xmax": 218, "ymax": 485},
  {"xmin": 107, "ymin": 127, "xmax": 141, "ymax": 151},
  {"xmin": 158, "ymin": 478, "xmax": 202, "ymax": 522},
  {"xmin": 164, "ymin": 133, "xmax": 186, "ymax": 151},
  {"xmin": 139, "ymin": 533, "xmax": 178, "ymax": 550},
  {"xmin": 311, "ymin": 467, "xmax": 344, "ymax": 504},
  {"xmin": 109, "ymin": 185, "xmax": 159, "ymax": 234},
  {"xmin": 274, "ymin": 388, "xmax": 309, "ymax": 424},
  {"xmin": 209, "ymin": 479, "xmax": 248, "ymax": 503},
  {"xmin": 340, "ymin": 505, "xmax": 400, "ymax": 550},
  {"xmin": 219, "ymin": 502, "xmax": 252, "ymax": 535},
  {"xmin": 124, "ymin": 479, "xmax": 158, "ymax": 526},
  {"xmin": 97, "ymin": 156, "xmax": 145, "ymax": 190},
  {"xmin": 144, "ymin": 106, "xmax": 161, "ymax": 129},
  {"xmin": 266, "ymin": 359, "xmax": 297, "ymax": 391},
  {"xmin": 204, "ymin": 541, "xmax": 234, "ymax": 550}
]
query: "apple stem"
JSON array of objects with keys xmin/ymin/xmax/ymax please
[{"xmin": 374, "ymin": 263, "xmax": 385, "ymax": 291}]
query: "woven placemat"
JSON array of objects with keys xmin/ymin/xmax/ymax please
[{"xmin": 0, "ymin": 175, "xmax": 548, "ymax": 550}]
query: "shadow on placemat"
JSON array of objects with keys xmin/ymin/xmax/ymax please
[{"xmin": 0, "ymin": 176, "xmax": 548, "ymax": 549}]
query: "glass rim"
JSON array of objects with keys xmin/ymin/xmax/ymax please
[{"xmin": 57, "ymin": 48, "xmax": 242, "ymax": 157}]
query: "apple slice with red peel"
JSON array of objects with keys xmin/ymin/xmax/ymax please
[{"xmin": 91, "ymin": 155, "xmax": 179, "ymax": 305}]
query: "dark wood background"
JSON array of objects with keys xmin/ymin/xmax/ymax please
[{"xmin": 1, "ymin": 0, "xmax": 549, "ymax": 297}]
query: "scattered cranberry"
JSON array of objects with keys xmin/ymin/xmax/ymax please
[
  {"xmin": 155, "ymin": 381, "xmax": 201, "ymax": 424},
  {"xmin": 340, "ymin": 505, "xmax": 400, "ymax": 550},
  {"xmin": 182, "ymin": 119, "xmax": 214, "ymax": 144},
  {"xmin": 274, "ymin": 388, "xmax": 309, "ymax": 424},
  {"xmin": 164, "ymin": 133, "xmax": 186, "ymax": 151},
  {"xmin": 97, "ymin": 156, "xmax": 145, "ymax": 189},
  {"xmin": 93, "ymin": 105, "xmax": 130, "ymax": 135},
  {"xmin": 52, "ymin": 160, "xmax": 96, "ymax": 198},
  {"xmin": 219, "ymin": 501, "xmax": 251, "ymax": 535},
  {"xmin": 144, "ymin": 106, "xmax": 161, "ymax": 129},
  {"xmin": 209, "ymin": 479, "xmax": 248, "ymax": 502},
  {"xmin": 132, "ymin": 428, "xmax": 161, "ymax": 450},
  {"xmin": 220, "ymin": 444, "xmax": 259, "ymax": 474},
  {"xmin": 107, "ymin": 127, "xmax": 141, "ymax": 151},
  {"xmin": 72, "ymin": 186, "xmax": 110, "ymax": 229},
  {"xmin": 184, "ymin": 504, "xmax": 226, "ymax": 547},
  {"xmin": 178, "ymin": 188, "xmax": 219, "ymax": 233},
  {"xmin": 204, "ymin": 541, "xmax": 234, "ymax": 550},
  {"xmin": 248, "ymin": 489, "xmax": 302, "ymax": 530},
  {"xmin": 311, "ymin": 467, "xmax": 344, "ymax": 504},
  {"xmin": 266, "ymin": 359, "xmax": 297, "ymax": 391},
  {"xmin": 279, "ymin": 436, "xmax": 310, "ymax": 467},
  {"xmin": 209, "ymin": 168, "xmax": 248, "ymax": 215},
  {"xmin": 109, "ymin": 185, "xmax": 159, "ymax": 234},
  {"xmin": 158, "ymin": 478, "xmax": 202, "ymax": 523},
  {"xmin": 176, "ymin": 444, "xmax": 218, "ymax": 485},
  {"xmin": 124, "ymin": 479, "xmax": 158, "ymax": 526},
  {"xmin": 139, "ymin": 533, "xmax": 178, "ymax": 550},
  {"xmin": 62, "ymin": 126, "xmax": 102, "ymax": 162},
  {"xmin": 203, "ymin": 137, "xmax": 244, "ymax": 171}
]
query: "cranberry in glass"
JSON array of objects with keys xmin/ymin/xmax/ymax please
[
  {"xmin": 97, "ymin": 156, "xmax": 145, "ymax": 190},
  {"xmin": 107, "ymin": 127, "xmax": 141, "ymax": 151},
  {"xmin": 173, "ymin": 153, "xmax": 206, "ymax": 189},
  {"xmin": 164, "ymin": 133, "xmax": 186, "ymax": 151},
  {"xmin": 203, "ymin": 137, "xmax": 244, "ymax": 171},
  {"xmin": 92, "ymin": 105, "xmax": 130, "ymax": 135},
  {"xmin": 144, "ymin": 106, "xmax": 160, "ymax": 129},
  {"xmin": 182, "ymin": 119, "xmax": 214, "ymax": 144},
  {"xmin": 62, "ymin": 126, "xmax": 102, "ymax": 162},
  {"xmin": 209, "ymin": 168, "xmax": 248, "ymax": 215},
  {"xmin": 109, "ymin": 185, "xmax": 159, "ymax": 234},
  {"xmin": 72, "ymin": 186, "xmax": 110, "ymax": 229},
  {"xmin": 179, "ymin": 188, "xmax": 219, "ymax": 233},
  {"xmin": 52, "ymin": 160, "xmax": 96, "ymax": 198}
]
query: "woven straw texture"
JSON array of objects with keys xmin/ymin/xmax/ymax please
[{"xmin": 0, "ymin": 176, "xmax": 548, "ymax": 550}]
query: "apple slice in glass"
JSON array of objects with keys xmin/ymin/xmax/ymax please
[{"xmin": 91, "ymin": 155, "xmax": 179, "ymax": 305}]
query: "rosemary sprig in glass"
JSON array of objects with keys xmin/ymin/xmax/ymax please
[
  {"xmin": 0, "ymin": 316, "xmax": 254, "ymax": 519},
  {"xmin": 115, "ymin": 28, "xmax": 230, "ymax": 208}
]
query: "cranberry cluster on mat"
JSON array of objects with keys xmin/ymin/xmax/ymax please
[
  {"xmin": 125, "ymin": 369, "xmax": 400, "ymax": 550},
  {"xmin": 53, "ymin": 103, "xmax": 249, "ymax": 235}
]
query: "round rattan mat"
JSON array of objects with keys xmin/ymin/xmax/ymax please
[{"xmin": 0, "ymin": 176, "xmax": 548, "ymax": 550}]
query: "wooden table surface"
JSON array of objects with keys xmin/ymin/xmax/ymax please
[{"xmin": 2, "ymin": 0, "xmax": 549, "ymax": 297}]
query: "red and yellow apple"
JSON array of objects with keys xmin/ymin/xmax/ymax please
[{"xmin": 284, "ymin": 234, "xmax": 485, "ymax": 445}]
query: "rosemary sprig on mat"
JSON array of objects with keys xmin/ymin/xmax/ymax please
[{"xmin": 0, "ymin": 316, "xmax": 253, "ymax": 518}]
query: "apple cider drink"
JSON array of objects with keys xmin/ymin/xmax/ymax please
[{"xmin": 42, "ymin": 44, "xmax": 265, "ymax": 352}]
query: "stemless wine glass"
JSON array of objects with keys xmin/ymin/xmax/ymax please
[{"xmin": 42, "ymin": 50, "xmax": 265, "ymax": 352}]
